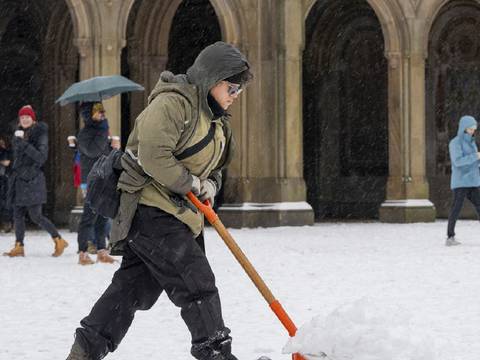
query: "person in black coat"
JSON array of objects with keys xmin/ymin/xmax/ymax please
[
  {"xmin": 0, "ymin": 135, "xmax": 13, "ymax": 232},
  {"xmin": 76, "ymin": 102, "xmax": 117, "ymax": 265},
  {"xmin": 2, "ymin": 105, "xmax": 68, "ymax": 257}
]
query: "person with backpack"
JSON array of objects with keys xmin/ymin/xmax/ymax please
[
  {"xmin": 3, "ymin": 105, "xmax": 68, "ymax": 257},
  {"xmin": 66, "ymin": 42, "xmax": 252, "ymax": 360},
  {"xmin": 75, "ymin": 102, "xmax": 118, "ymax": 265}
]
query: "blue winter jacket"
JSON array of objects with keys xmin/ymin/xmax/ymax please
[{"xmin": 449, "ymin": 115, "xmax": 480, "ymax": 189}]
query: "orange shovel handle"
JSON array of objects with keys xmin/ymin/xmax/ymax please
[
  {"xmin": 186, "ymin": 192, "xmax": 306, "ymax": 360},
  {"xmin": 186, "ymin": 193, "xmax": 218, "ymax": 224}
]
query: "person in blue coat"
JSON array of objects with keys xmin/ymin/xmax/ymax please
[{"xmin": 446, "ymin": 115, "xmax": 480, "ymax": 246}]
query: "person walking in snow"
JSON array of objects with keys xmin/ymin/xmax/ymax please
[
  {"xmin": 66, "ymin": 42, "xmax": 252, "ymax": 360},
  {"xmin": 0, "ymin": 135, "xmax": 13, "ymax": 232},
  {"xmin": 2, "ymin": 105, "xmax": 68, "ymax": 257},
  {"xmin": 67, "ymin": 133, "xmax": 114, "ymax": 256},
  {"xmin": 75, "ymin": 102, "xmax": 117, "ymax": 265},
  {"xmin": 446, "ymin": 115, "xmax": 480, "ymax": 246}
]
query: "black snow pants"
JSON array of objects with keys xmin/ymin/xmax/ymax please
[
  {"xmin": 74, "ymin": 205, "xmax": 233, "ymax": 360},
  {"xmin": 447, "ymin": 187, "xmax": 480, "ymax": 237}
]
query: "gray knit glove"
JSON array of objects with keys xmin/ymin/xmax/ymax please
[
  {"xmin": 191, "ymin": 175, "xmax": 201, "ymax": 196},
  {"xmin": 199, "ymin": 179, "xmax": 217, "ymax": 205}
]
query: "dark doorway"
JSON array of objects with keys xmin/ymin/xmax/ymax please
[
  {"xmin": 0, "ymin": 1, "xmax": 45, "ymax": 135},
  {"xmin": 426, "ymin": 0, "xmax": 480, "ymax": 218},
  {"xmin": 166, "ymin": 0, "xmax": 221, "ymax": 73},
  {"xmin": 0, "ymin": 0, "xmax": 78, "ymax": 223},
  {"xmin": 303, "ymin": 0, "xmax": 388, "ymax": 220},
  {"xmin": 122, "ymin": 0, "xmax": 221, "ymax": 142}
]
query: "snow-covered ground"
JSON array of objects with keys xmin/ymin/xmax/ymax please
[{"xmin": 1, "ymin": 220, "xmax": 479, "ymax": 360}]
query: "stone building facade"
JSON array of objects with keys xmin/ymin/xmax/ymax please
[{"xmin": 1, "ymin": 0, "xmax": 479, "ymax": 226}]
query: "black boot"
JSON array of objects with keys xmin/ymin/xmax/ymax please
[{"xmin": 191, "ymin": 328, "xmax": 238, "ymax": 360}]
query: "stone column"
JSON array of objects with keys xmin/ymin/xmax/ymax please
[
  {"xmin": 218, "ymin": 0, "xmax": 314, "ymax": 227},
  {"xmin": 379, "ymin": 35, "xmax": 436, "ymax": 222},
  {"xmin": 95, "ymin": 0, "xmax": 127, "ymax": 138},
  {"xmin": 98, "ymin": 37, "xmax": 124, "ymax": 138},
  {"xmin": 69, "ymin": 37, "xmax": 96, "ymax": 231},
  {"xmin": 70, "ymin": 0, "xmax": 128, "ymax": 228},
  {"xmin": 74, "ymin": 37, "xmax": 95, "ymax": 79}
]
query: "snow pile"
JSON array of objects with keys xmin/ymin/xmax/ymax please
[{"xmin": 283, "ymin": 298, "xmax": 437, "ymax": 360}]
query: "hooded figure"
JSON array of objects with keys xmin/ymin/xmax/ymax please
[
  {"xmin": 446, "ymin": 115, "xmax": 480, "ymax": 246},
  {"xmin": 67, "ymin": 42, "xmax": 252, "ymax": 360},
  {"xmin": 449, "ymin": 115, "xmax": 480, "ymax": 189}
]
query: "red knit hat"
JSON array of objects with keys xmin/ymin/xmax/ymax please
[{"xmin": 18, "ymin": 105, "xmax": 36, "ymax": 122}]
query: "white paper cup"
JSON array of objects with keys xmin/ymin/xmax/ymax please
[
  {"xmin": 111, "ymin": 135, "xmax": 121, "ymax": 149},
  {"xmin": 14, "ymin": 130, "xmax": 24, "ymax": 138},
  {"xmin": 67, "ymin": 136, "xmax": 77, "ymax": 147}
]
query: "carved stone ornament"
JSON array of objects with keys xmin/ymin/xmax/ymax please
[
  {"xmin": 409, "ymin": 0, "xmax": 420, "ymax": 12},
  {"xmin": 73, "ymin": 38, "xmax": 93, "ymax": 58}
]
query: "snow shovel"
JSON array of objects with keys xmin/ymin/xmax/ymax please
[{"xmin": 187, "ymin": 192, "xmax": 306, "ymax": 360}]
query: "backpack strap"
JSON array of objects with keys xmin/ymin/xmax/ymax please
[{"xmin": 176, "ymin": 122, "xmax": 216, "ymax": 161}]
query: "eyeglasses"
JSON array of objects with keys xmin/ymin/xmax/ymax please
[{"xmin": 226, "ymin": 82, "xmax": 243, "ymax": 97}]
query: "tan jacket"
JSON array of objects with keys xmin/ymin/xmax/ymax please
[{"xmin": 121, "ymin": 72, "xmax": 234, "ymax": 237}]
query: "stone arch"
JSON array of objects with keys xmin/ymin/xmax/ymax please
[
  {"xmin": 63, "ymin": 0, "xmax": 93, "ymax": 40},
  {"xmin": 425, "ymin": 0, "xmax": 480, "ymax": 217},
  {"xmin": 120, "ymin": 0, "xmax": 244, "ymax": 52},
  {"xmin": 303, "ymin": 0, "xmax": 389, "ymax": 219},
  {"xmin": 122, "ymin": 0, "xmax": 239, "ymax": 127},
  {"xmin": 304, "ymin": 0, "xmax": 405, "ymax": 54},
  {"xmin": 0, "ymin": 0, "xmax": 79, "ymax": 223},
  {"xmin": 418, "ymin": 0, "xmax": 466, "ymax": 54},
  {"xmin": 44, "ymin": 1, "xmax": 80, "ymax": 222}
]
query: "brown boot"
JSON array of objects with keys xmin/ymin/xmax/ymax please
[
  {"xmin": 3, "ymin": 242, "xmax": 25, "ymax": 257},
  {"xmin": 52, "ymin": 236, "xmax": 69, "ymax": 257},
  {"xmin": 78, "ymin": 251, "xmax": 94, "ymax": 265},
  {"xmin": 96, "ymin": 249, "xmax": 116, "ymax": 264}
]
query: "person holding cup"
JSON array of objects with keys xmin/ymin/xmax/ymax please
[
  {"xmin": 75, "ymin": 102, "xmax": 117, "ymax": 265},
  {"xmin": 3, "ymin": 105, "xmax": 68, "ymax": 257}
]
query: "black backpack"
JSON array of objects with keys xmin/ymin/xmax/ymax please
[
  {"xmin": 86, "ymin": 122, "xmax": 217, "ymax": 219},
  {"xmin": 85, "ymin": 149, "xmax": 123, "ymax": 218}
]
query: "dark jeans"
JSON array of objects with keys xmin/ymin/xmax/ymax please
[
  {"xmin": 92, "ymin": 218, "xmax": 112, "ymax": 247},
  {"xmin": 74, "ymin": 205, "xmax": 229, "ymax": 360},
  {"xmin": 447, "ymin": 187, "xmax": 480, "ymax": 237},
  {"xmin": 77, "ymin": 202, "xmax": 108, "ymax": 252},
  {"xmin": 14, "ymin": 204, "xmax": 60, "ymax": 244}
]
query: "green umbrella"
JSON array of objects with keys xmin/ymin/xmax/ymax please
[{"xmin": 56, "ymin": 75, "xmax": 144, "ymax": 106}]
